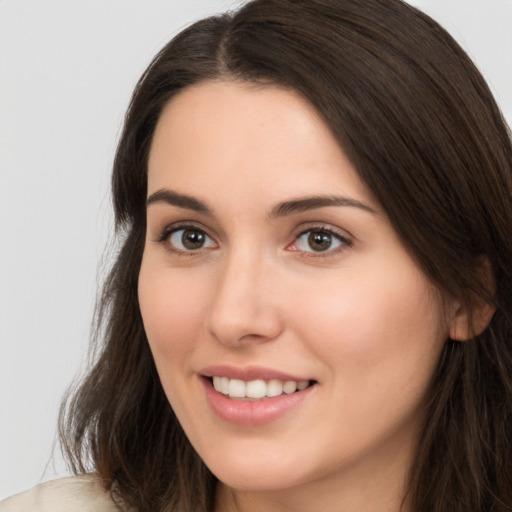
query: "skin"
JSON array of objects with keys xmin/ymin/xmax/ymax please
[{"xmin": 138, "ymin": 81, "xmax": 461, "ymax": 512}]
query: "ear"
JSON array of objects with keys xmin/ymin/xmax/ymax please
[
  {"xmin": 449, "ymin": 301, "xmax": 495, "ymax": 341},
  {"xmin": 449, "ymin": 258, "xmax": 495, "ymax": 341}
]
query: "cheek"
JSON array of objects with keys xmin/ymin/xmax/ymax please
[
  {"xmin": 138, "ymin": 262, "xmax": 208, "ymax": 366},
  {"xmin": 291, "ymin": 263, "xmax": 448, "ymax": 385},
  {"xmin": 286, "ymin": 264, "xmax": 448, "ymax": 454}
]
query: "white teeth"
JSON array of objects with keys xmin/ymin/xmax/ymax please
[
  {"xmin": 297, "ymin": 380, "xmax": 309, "ymax": 391},
  {"xmin": 228, "ymin": 379, "xmax": 246, "ymax": 398},
  {"xmin": 211, "ymin": 376, "xmax": 311, "ymax": 399},
  {"xmin": 283, "ymin": 380, "xmax": 297, "ymax": 394},
  {"xmin": 246, "ymin": 379, "xmax": 267, "ymax": 398},
  {"xmin": 267, "ymin": 379, "xmax": 283, "ymax": 397},
  {"xmin": 220, "ymin": 376, "xmax": 229, "ymax": 394}
]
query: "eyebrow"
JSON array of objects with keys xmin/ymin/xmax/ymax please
[
  {"xmin": 269, "ymin": 195, "xmax": 378, "ymax": 218},
  {"xmin": 146, "ymin": 188, "xmax": 212, "ymax": 214},
  {"xmin": 146, "ymin": 188, "xmax": 377, "ymax": 217}
]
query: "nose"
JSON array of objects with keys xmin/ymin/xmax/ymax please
[{"xmin": 204, "ymin": 248, "xmax": 284, "ymax": 347}]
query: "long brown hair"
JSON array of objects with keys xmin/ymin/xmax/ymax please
[{"xmin": 59, "ymin": 1, "xmax": 512, "ymax": 510}]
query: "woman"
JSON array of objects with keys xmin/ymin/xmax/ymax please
[{"xmin": 2, "ymin": 0, "xmax": 511, "ymax": 511}]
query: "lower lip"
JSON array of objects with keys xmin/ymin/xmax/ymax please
[{"xmin": 201, "ymin": 377, "xmax": 315, "ymax": 426}]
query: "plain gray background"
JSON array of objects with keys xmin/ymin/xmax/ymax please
[{"xmin": 1, "ymin": 0, "xmax": 511, "ymax": 500}]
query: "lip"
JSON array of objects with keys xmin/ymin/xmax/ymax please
[
  {"xmin": 199, "ymin": 365, "xmax": 316, "ymax": 426},
  {"xmin": 200, "ymin": 364, "xmax": 312, "ymax": 382}
]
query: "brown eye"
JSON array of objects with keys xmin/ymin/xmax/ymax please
[
  {"xmin": 168, "ymin": 227, "xmax": 215, "ymax": 251},
  {"xmin": 308, "ymin": 232, "xmax": 333, "ymax": 251},
  {"xmin": 295, "ymin": 229, "xmax": 346, "ymax": 253}
]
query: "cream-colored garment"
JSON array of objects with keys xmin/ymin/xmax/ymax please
[{"xmin": 0, "ymin": 475, "xmax": 120, "ymax": 512}]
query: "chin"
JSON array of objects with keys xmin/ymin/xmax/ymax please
[
  {"xmin": 200, "ymin": 444, "xmax": 318, "ymax": 492},
  {"xmin": 213, "ymin": 467, "xmax": 303, "ymax": 492}
]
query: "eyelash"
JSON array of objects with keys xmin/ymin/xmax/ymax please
[
  {"xmin": 154, "ymin": 222, "xmax": 217, "ymax": 256},
  {"xmin": 153, "ymin": 223, "xmax": 352, "ymax": 257},
  {"xmin": 289, "ymin": 226, "xmax": 352, "ymax": 257}
]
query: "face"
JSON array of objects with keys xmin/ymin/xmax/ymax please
[{"xmin": 139, "ymin": 81, "xmax": 454, "ymax": 501}]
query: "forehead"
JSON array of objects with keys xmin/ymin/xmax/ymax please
[{"xmin": 147, "ymin": 80, "xmax": 376, "ymax": 209}]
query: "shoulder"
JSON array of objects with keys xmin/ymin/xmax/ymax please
[{"xmin": 0, "ymin": 475, "xmax": 120, "ymax": 512}]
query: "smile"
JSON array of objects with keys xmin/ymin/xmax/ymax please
[
  {"xmin": 200, "ymin": 369, "xmax": 317, "ymax": 425},
  {"xmin": 212, "ymin": 376, "xmax": 311, "ymax": 400}
]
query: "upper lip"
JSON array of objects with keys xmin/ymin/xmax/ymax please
[{"xmin": 200, "ymin": 365, "xmax": 313, "ymax": 382}]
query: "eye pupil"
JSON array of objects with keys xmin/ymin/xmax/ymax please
[
  {"xmin": 182, "ymin": 229, "xmax": 205, "ymax": 249},
  {"xmin": 308, "ymin": 231, "xmax": 332, "ymax": 251}
]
